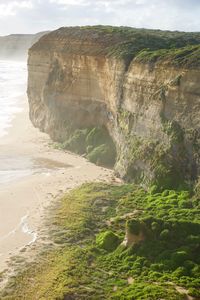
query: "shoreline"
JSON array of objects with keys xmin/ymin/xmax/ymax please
[{"xmin": 0, "ymin": 95, "xmax": 115, "ymax": 276}]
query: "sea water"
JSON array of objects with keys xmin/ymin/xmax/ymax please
[
  {"xmin": 0, "ymin": 60, "xmax": 71, "ymax": 261},
  {"xmin": 0, "ymin": 60, "xmax": 27, "ymax": 137},
  {"xmin": 0, "ymin": 60, "xmax": 38, "ymax": 256},
  {"xmin": 0, "ymin": 60, "xmax": 70, "ymax": 186},
  {"xmin": 0, "ymin": 60, "xmax": 32, "ymax": 185}
]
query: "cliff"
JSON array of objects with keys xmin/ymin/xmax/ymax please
[
  {"xmin": 28, "ymin": 26, "xmax": 200, "ymax": 189},
  {"xmin": 0, "ymin": 32, "xmax": 48, "ymax": 60}
]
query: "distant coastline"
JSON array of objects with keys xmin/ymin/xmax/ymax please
[{"xmin": 0, "ymin": 32, "xmax": 48, "ymax": 61}]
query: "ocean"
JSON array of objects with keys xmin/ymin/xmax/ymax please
[
  {"xmin": 0, "ymin": 60, "xmax": 70, "ymax": 186},
  {"xmin": 0, "ymin": 60, "xmax": 33, "ymax": 185},
  {"xmin": 0, "ymin": 60, "xmax": 38, "ymax": 258},
  {"xmin": 0, "ymin": 60, "xmax": 71, "ymax": 261},
  {"xmin": 0, "ymin": 60, "xmax": 27, "ymax": 138}
]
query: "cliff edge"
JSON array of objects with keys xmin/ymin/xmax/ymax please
[{"xmin": 28, "ymin": 26, "xmax": 200, "ymax": 189}]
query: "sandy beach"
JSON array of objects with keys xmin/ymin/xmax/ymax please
[{"xmin": 0, "ymin": 95, "xmax": 114, "ymax": 273}]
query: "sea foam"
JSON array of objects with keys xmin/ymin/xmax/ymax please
[{"xmin": 0, "ymin": 60, "xmax": 27, "ymax": 138}]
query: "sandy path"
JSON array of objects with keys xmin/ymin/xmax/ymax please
[{"xmin": 0, "ymin": 96, "xmax": 114, "ymax": 272}]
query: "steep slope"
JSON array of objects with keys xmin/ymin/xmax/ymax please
[
  {"xmin": 28, "ymin": 26, "xmax": 200, "ymax": 189},
  {"xmin": 0, "ymin": 32, "xmax": 48, "ymax": 60}
]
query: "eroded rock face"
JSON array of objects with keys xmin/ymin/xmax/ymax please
[
  {"xmin": 122, "ymin": 230, "xmax": 145, "ymax": 248},
  {"xmin": 27, "ymin": 27, "xmax": 200, "ymax": 188},
  {"xmin": 28, "ymin": 50, "xmax": 126, "ymax": 140},
  {"xmin": 123, "ymin": 219, "xmax": 146, "ymax": 247},
  {"xmin": 116, "ymin": 64, "xmax": 200, "ymax": 187}
]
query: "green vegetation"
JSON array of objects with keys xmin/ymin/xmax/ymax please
[
  {"xmin": 160, "ymin": 114, "xmax": 184, "ymax": 144},
  {"xmin": 61, "ymin": 128, "xmax": 89, "ymax": 154},
  {"xmin": 116, "ymin": 133, "xmax": 186, "ymax": 190},
  {"xmin": 1, "ymin": 183, "xmax": 199, "ymax": 299},
  {"xmin": 135, "ymin": 44, "xmax": 200, "ymax": 68},
  {"xmin": 116, "ymin": 105, "xmax": 188, "ymax": 190},
  {"xmin": 59, "ymin": 126, "xmax": 116, "ymax": 167},
  {"xmin": 87, "ymin": 144, "xmax": 115, "ymax": 166},
  {"xmin": 51, "ymin": 26, "xmax": 200, "ymax": 63},
  {"xmin": 16, "ymin": 26, "xmax": 200, "ymax": 299},
  {"xmin": 96, "ymin": 230, "xmax": 120, "ymax": 252},
  {"xmin": 83, "ymin": 26, "xmax": 200, "ymax": 61},
  {"xmin": 51, "ymin": 26, "xmax": 200, "ymax": 189},
  {"xmin": 126, "ymin": 219, "xmax": 146, "ymax": 236}
]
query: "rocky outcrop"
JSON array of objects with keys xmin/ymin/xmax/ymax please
[
  {"xmin": 0, "ymin": 32, "xmax": 48, "ymax": 60},
  {"xmin": 27, "ymin": 26, "xmax": 200, "ymax": 189},
  {"xmin": 123, "ymin": 219, "xmax": 146, "ymax": 247}
]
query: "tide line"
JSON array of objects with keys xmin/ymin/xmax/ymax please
[{"xmin": 0, "ymin": 213, "xmax": 37, "ymax": 245}]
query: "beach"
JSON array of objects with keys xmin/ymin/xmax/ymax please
[{"xmin": 0, "ymin": 95, "xmax": 114, "ymax": 273}]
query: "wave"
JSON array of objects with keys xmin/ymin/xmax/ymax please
[
  {"xmin": 0, "ymin": 213, "xmax": 37, "ymax": 247},
  {"xmin": 0, "ymin": 59, "xmax": 27, "ymax": 138}
]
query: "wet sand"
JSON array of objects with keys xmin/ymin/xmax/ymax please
[{"xmin": 0, "ymin": 96, "xmax": 114, "ymax": 272}]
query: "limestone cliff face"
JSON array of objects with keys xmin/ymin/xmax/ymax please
[
  {"xmin": 0, "ymin": 32, "xmax": 48, "ymax": 60},
  {"xmin": 118, "ymin": 63, "xmax": 200, "ymax": 185},
  {"xmin": 28, "ymin": 26, "xmax": 200, "ymax": 188}
]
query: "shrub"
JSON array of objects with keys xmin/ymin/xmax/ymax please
[
  {"xmin": 86, "ymin": 127, "xmax": 116, "ymax": 166},
  {"xmin": 62, "ymin": 129, "xmax": 88, "ymax": 154},
  {"xmin": 86, "ymin": 126, "xmax": 110, "ymax": 148},
  {"xmin": 188, "ymin": 287, "xmax": 200, "ymax": 297},
  {"xmin": 149, "ymin": 185, "xmax": 159, "ymax": 194},
  {"xmin": 171, "ymin": 251, "xmax": 189, "ymax": 267},
  {"xmin": 178, "ymin": 191, "xmax": 190, "ymax": 200},
  {"xmin": 135, "ymin": 44, "xmax": 200, "ymax": 68},
  {"xmin": 186, "ymin": 235, "xmax": 200, "ymax": 244},
  {"xmin": 173, "ymin": 267, "xmax": 188, "ymax": 278},
  {"xmin": 160, "ymin": 229, "xmax": 170, "ymax": 240},
  {"xmin": 162, "ymin": 190, "xmax": 170, "ymax": 197},
  {"xmin": 126, "ymin": 219, "xmax": 144, "ymax": 235},
  {"xmin": 151, "ymin": 263, "xmax": 165, "ymax": 272},
  {"xmin": 87, "ymin": 144, "xmax": 115, "ymax": 166},
  {"xmin": 96, "ymin": 231, "xmax": 120, "ymax": 252},
  {"xmin": 184, "ymin": 260, "xmax": 195, "ymax": 271},
  {"xmin": 151, "ymin": 221, "xmax": 160, "ymax": 233},
  {"xmin": 112, "ymin": 282, "xmax": 183, "ymax": 300},
  {"xmin": 178, "ymin": 200, "xmax": 192, "ymax": 209},
  {"xmin": 191, "ymin": 265, "xmax": 200, "ymax": 277},
  {"xmin": 62, "ymin": 126, "xmax": 116, "ymax": 167}
]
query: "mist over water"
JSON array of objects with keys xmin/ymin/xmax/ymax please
[
  {"xmin": 0, "ymin": 61, "xmax": 71, "ymax": 187},
  {"xmin": 0, "ymin": 60, "xmax": 27, "ymax": 137},
  {"xmin": 0, "ymin": 60, "xmax": 30, "ymax": 185},
  {"xmin": 0, "ymin": 60, "xmax": 29, "ymax": 185}
]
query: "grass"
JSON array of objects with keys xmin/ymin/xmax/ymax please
[
  {"xmin": 1, "ymin": 183, "xmax": 200, "ymax": 299},
  {"xmin": 36, "ymin": 26, "xmax": 200, "ymax": 63},
  {"xmin": 135, "ymin": 44, "xmax": 200, "ymax": 68}
]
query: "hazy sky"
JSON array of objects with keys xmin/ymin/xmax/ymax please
[{"xmin": 0, "ymin": 0, "xmax": 199, "ymax": 35}]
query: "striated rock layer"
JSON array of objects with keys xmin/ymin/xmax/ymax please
[{"xmin": 28, "ymin": 26, "xmax": 200, "ymax": 189}]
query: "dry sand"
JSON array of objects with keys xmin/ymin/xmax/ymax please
[{"xmin": 0, "ymin": 96, "xmax": 115, "ymax": 273}]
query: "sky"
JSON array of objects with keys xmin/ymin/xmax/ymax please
[{"xmin": 0, "ymin": 0, "xmax": 199, "ymax": 35}]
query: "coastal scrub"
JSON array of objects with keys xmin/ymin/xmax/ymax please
[{"xmin": 1, "ymin": 183, "xmax": 199, "ymax": 299}]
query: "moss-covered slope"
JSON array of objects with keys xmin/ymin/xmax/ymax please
[{"xmin": 2, "ymin": 183, "xmax": 199, "ymax": 299}]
